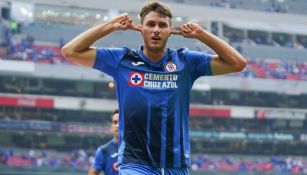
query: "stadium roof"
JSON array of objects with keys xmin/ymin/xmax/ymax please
[
  {"xmin": 223, "ymin": 20, "xmax": 307, "ymax": 35},
  {"xmin": 7, "ymin": 0, "xmax": 307, "ymax": 36}
]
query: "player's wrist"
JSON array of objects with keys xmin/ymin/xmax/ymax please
[{"xmin": 98, "ymin": 21, "xmax": 117, "ymax": 34}]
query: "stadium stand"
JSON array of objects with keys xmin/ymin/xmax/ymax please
[
  {"xmin": 163, "ymin": 0, "xmax": 307, "ymax": 15},
  {"xmin": 1, "ymin": 0, "xmax": 307, "ymax": 174}
]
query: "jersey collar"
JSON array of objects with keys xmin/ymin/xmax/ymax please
[{"xmin": 137, "ymin": 46, "xmax": 172, "ymax": 66}]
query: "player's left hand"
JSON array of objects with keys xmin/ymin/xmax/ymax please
[{"xmin": 171, "ymin": 22, "xmax": 203, "ymax": 39}]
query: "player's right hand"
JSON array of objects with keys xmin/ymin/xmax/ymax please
[{"xmin": 111, "ymin": 13, "xmax": 141, "ymax": 32}]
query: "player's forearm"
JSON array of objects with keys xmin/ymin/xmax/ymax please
[
  {"xmin": 197, "ymin": 30, "xmax": 247, "ymax": 71},
  {"xmin": 88, "ymin": 168, "xmax": 100, "ymax": 175},
  {"xmin": 62, "ymin": 22, "xmax": 115, "ymax": 59}
]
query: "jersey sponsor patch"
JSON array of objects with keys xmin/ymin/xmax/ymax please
[
  {"xmin": 129, "ymin": 72, "xmax": 144, "ymax": 86},
  {"xmin": 129, "ymin": 72, "xmax": 178, "ymax": 89}
]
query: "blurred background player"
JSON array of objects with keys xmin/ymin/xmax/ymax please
[{"xmin": 88, "ymin": 109, "xmax": 119, "ymax": 175}]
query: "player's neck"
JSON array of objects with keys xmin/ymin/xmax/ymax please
[
  {"xmin": 114, "ymin": 137, "xmax": 119, "ymax": 143},
  {"xmin": 143, "ymin": 47, "xmax": 166, "ymax": 63}
]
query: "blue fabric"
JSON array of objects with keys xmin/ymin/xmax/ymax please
[{"xmin": 119, "ymin": 163, "xmax": 189, "ymax": 175}]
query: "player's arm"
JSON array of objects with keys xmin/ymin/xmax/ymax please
[
  {"xmin": 88, "ymin": 168, "xmax": 100, "ymax": 175},
  {"xmin": 173, "ymin": 22, "xmax": 247, "ymax": 75},
  {"xmin": 89, "ymin": 147, "xmax": 105, "ymax": 175},
  {"xmin": 61, "ymin": 13, "xmax": 140, "ymax": 67}
]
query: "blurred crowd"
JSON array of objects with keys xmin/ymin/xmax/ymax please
[
  {"xmin": 233, "ymin": 58, "xmax": 307, "ymax": 81},
  {"xmin": 0, "ymin": 20, "xmax": 66, "ymax": 64},
  {"xmin": 191, "ymin": 154, "xmax": 307, "ymax": 174},
  {"xmin": 1, "ymin": 146, "xmax": 307, "ymax": 174},
  {"xmin": 0, "ymin": 147, "xmax": 93, "ymax": 170}
]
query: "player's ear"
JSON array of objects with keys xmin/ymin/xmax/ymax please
[
  {"xmin": 170, "ymin": 27, "xmax": 174, "ymax": 36},
  {"xmin": 139, "ymin": 25, "xmax": 144, "ymax": 35}
]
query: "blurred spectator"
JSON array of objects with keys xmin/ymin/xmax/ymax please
[
  {"xmin": 191, "ymin": 154, "xmax": 307, "ymax": 174},
  {"xmin": 230, "ymin": 57, "xmax": 307, "ymax": 81}
]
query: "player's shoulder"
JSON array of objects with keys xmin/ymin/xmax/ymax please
[
  {"xmin": 169, "ymin": 47, "xmax": 189, "ymax": 56},
  {"xmin": 99, "ymin": 139, "xmax": 116, "ymax": 150},
  {"xmin": 168, "ymin": 47, "xmax": 190, "ymax": 62},
  {"xmin": 96, "ymin": 46, "xmax": 131, "ymax": 56}
]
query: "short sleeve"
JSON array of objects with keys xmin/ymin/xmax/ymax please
[
  {"xmin": 183, "ymin": 49, "xmax": 213, "ymax": 81},
  {"xmin": 94, "ymin": 47, "xmax": 128, "ymax": 77},
  {"xmin": 91, "ymin": 147, "xmax": 104, "ymax": 172}
]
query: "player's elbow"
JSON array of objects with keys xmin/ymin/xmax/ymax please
[
  {"xmin": 88, "ymin": 168, "xmax": 99, "ymax": 175},
  {"xmin": 61, "ymin": 46, "xmax": 75, "ymax": 62},
  {"xmin": 234, "ymin": 57, "xmax": 247, "ymax": 72}
]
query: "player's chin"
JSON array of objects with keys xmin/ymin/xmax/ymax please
[
  {"xmin": 149, "ymin": 43, "xmax": 160, "ymax": 48},
  {"xmin": 149, "ymin": 44, "xmax": 164, "ymax": 51}
]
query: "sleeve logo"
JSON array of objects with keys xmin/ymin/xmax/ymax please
[{"xmin": 129, "ymin": 72, "xmax": 144, "ymax": 86}]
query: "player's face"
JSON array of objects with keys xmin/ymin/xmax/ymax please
[
  {"xmin": 141, "ymin": 11, "xmax": 172, "ymax": 53},
  {"xmin": 111, "ymin": 113, "xmax": 119, "ymax": 140}
]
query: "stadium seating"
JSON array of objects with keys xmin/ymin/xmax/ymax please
[{"xmin": 1, "ymin": 1, "xmax": 307, "ymax": 175}]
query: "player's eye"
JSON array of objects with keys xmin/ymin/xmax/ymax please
[
  {"xmin": 159, "ymin": 23, "xmax": 168, "ymax": 28},
  {"xmin": 146, "ymin": 22, "xmax": 155, "ymax": 27}
]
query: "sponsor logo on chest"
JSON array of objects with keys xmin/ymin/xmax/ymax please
[{"xmin": 129, "ymin": 72, "xmax": 178, "ymax": 89}]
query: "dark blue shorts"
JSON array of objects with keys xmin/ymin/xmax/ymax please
[{"xmin": 119, "ymin": 163, "xmax": 189, "ymax": 175}]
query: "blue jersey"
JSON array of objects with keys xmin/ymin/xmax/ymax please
[
  {"xmin": 94, "ymin": 46, "xmax": 212, "ymax": 168},
  {"xmin": 92, "ymin": 139, "xmax": 118, "ymax": 175}
]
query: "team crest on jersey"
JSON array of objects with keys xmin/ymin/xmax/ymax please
[
  {"xmin": 129, "ymin": 72, "xmax": 144, "ymax": 86},
  {"xmin": 164, "ymin": 62, "xmax": 177, "ymax": 72}
]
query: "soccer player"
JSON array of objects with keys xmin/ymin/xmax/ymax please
[
  {"xmin": 88, "ymin": 109, "xmax": 119, "ymax": 175},
  {"xmin": 62, "ymin": 1, "xmax": 247, "ymax": 174}
]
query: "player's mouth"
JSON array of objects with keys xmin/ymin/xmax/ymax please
[{"xmin": 151, "ymin": 36, "xmax": 161, "ymax": 43}]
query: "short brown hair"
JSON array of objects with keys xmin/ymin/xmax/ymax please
[
  {"xmin": 110, "ymin": 109, "xmax": 119, "ymax": 121},
  {"xmin": 139, "ymin": 1, "xmax": 173, "ymax": 24}
]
